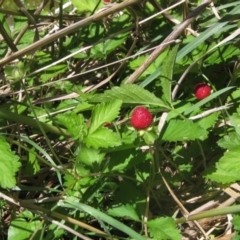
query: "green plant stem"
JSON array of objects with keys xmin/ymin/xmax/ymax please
[
  {"xmin": 0, "ymin": 109, "xmax": 71, "ymax": 137},
  {"xmin": 175, "ymin": 205, "xmax": 240, "ymax": 224}
]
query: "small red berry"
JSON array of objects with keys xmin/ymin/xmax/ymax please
[
  {"xmin": 130, "ymin": 107, "xmax": 153, "ymax": 130},
  {"xmin": 194, "ymin": 83, "xmax": 211, "ymax": 100},
  {"xmin": 103, "ymin": 0, "xmax": 111, "ymax": 3},
  {"xmin": 103, "ymin": 122, "xmax": 111, "ymax": 127}
]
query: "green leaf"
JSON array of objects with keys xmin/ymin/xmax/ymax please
[
  {"xmin": 8, "ymin": 218, "xmax": 41, "ymax": 240},
  {"xmin": 0, "ymin": 136, "xmax": 21, "ymax": 188},
  {"xmin": 129, "ymin": 51, "xmax": 167, "ymax": 79},
  {"xmin": 89, "ymin": 99, "xmax": 122, "ymax": 135},
  {"xmin": 62, "ymin": 199, "xmax": 146, "ymax": 240},
  {"xmin": 91, "ymin": 84, "xmax": 168, "ymax": 107},
  {"xmin": 161, "ymin": 119, "xmax": 208, "ymax": 141},
  {"xmin": 77, "ymin": 145, "xmax": 105, "ymax": 167},
  {"xmin": 107, "ymin": 204, "xmax": 140, "ymax": 221},
  {"xmin": 40, "ymin": 64, "xmax": 67, "ymax": 82},
  {"xmin": 230, "ymin": 113, "xmax": 240, "ymax": 136},
  {"xmin": 56, "ymin": 112, "xmax": 87, "ymax": 140},
  {"xmin": 204, "ymin": 44, "xmax": 240, "ymax": 65},
  {"xmin": 91, "ymin": 33, "xmax": 128, "ymax": 58},
  {"xmin": 232, "ymin": 215, "xmax": 240, "ymax": 231},
  {"xmin": 64, "ymin": 164, "xmax": 92, "ymax": 188},
  {"xmin": 20, "ymin": 136, "xmax": 63, "ymax": 187},
  {"xmin": 177, "ymin": 4, "xmax": 240, "ymax": 61},
  {"xmin": 85, "ymin": 128, "xmax": 121, "ymax": 149},
  {"xmin": 205, "ymin": 147, "xmax": 240, "ymax": 183},
  {"xmin": 218, "ymin": 133, "xmax": 240, "ymax": 149},
  {"xmin": 110, "ymin": 181, "xmax": 146, "ymax": 216},
  {"xmin": 72, "ymin": 0, "xmax": 103, "ymax": 13},
  {"xmin": 25, "ymin": 148, "xmax": 40, "ymax": 175},
  {"xmin": 147, "ymin": 217, "xmax": 181, "ymax": 240},
  {"xmin": 196, "ymin": 112, "xmax": 218, "ymax": 129},
  {"xmin": 160, "ymin": 45, "xmax": 179, "ymax": 104},
  {"xmin": 106, "ymin": 148, "xmax": 147, "ymax": 172},
  {"xmin": 74, "ymin": 102, "xmax": 94, "ymax": 113}
]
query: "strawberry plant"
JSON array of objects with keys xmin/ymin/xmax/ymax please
[{"xmin": 1, "ymin": 0, "xmax": 240, "ymax": 240}]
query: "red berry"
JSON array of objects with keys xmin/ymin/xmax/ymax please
[
  {"xmin": 130, "ymin": 107, "xmax": 153, "ymax": 130},
  {"xmin": 103, "ymin": 122, "xmax": 111, "ymax": 127},
  {"xmin": 194, "ymin": 83, "xmax": 211, "ymax": 100},
  {"xmin": 103, "ymin": 0, "xmax": 111, "ymax": 3}
]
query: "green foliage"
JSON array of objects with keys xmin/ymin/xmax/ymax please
[
  {"xmin": 2, "ymin": 0, "xmax": 240, "ymax": 239},
  {"xmin": 232, "ymin": 215, "xmax": 240, "ymax": 239},
  {"xmin": 72, "ymin": 0, "xmax": 103, "ymax": 13},
  {"xmin": 62, "ymin": 199, "xmax": 146, "ymax": 240},
  {"xmin": 40, "ymin": 64, "xmax": 67, "ymax": 82},
  {"xmin": 8, "ymin": 210, "xmax": 41, "ymax": 240},
  {"xmin": 147, "ymin": 217, "xmax": 181, "ymax": 240},
  {"xmin": 91, "ymin": 32, "xmax": 128, "ymax": 58},
  {"xmin": 129, "ymin": 51, "xmax": 168, "ymax": 79},
  {"xmin": 161, "ymin": 119, "xmax": 208, "ymax": 141},
  {"xmin": 88, "ymin": 99, "xmax": 122, "ymax": 134},
  {"xmin": 56, "ymin": 112, "xmax": 87, "ymax": 140},
  {"xmin": 205, "ymin": 147, "xmax": 240, "ymax": 183},
  {"xmin": 91, "ymin": 84, "xmax": 168, "ymax": 107},
  {"xmin": 0, "ymin": 136, "xmax": 21, "ymax": 188}
]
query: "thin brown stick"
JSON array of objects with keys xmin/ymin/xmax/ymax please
[
  {"xmin": 6, "ymin": 0, "xmax": 49, "ymax": 57},
  {"xmin": 125, "ymin": 0, "xmax": 212, "ymax": 84},
  {"xmin": 0, "ymin": 0, "xmax": 140, "ymax": 67}
]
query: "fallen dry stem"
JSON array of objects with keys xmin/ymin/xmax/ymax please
[
  {"xmin": 0, "ymin": 0, "xmax": 140, "ymax": 67},
  {"xmin": 125, "ymin": 0, "xmax": 213, "ymax": 84}
]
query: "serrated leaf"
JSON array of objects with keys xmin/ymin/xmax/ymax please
[
  {"xmin": 204, "ymin": 43, "xmax": 240, "ymax": 65},
  {"xmin": 77, "ymin": 145, "xmax": 105, "ymax": 167},
  {"xmin": 0, "ymin": 137, "xmax": 21, "ymax": 188},
  {"xmin": 91, "ymin": 84, "xmax": 168, "ymax": 107},
  {"xmin": 228, "ymin": 87, "xmax": 240, "ymax": 103},
  {"xmin": 147, "ymin": 217, "xmax": 181, "ymax": 240},
  {"xmin": 205, "ymin": 147, "xmax": 240, "ymax": 183},
  {"xmin": 85, "ymin": 128, "xmax": 121, "ymax": 149},
  {"xmin": 89, "ymin": 99, "xmax": 122, "ymax": 135},
  {"xmin": 74, "ymin": 102, "xmax": 93, "ymax": 113},
  {"xmin": 218, "ymin": 133, "xmax": 240, "ymax": 149},
  {"xmin": 161, "ymin": 119, "xmax": 208, "ymax": 141},
  {"xmin": 56, "ymin": 112, "xmax": 87, "ymax": 140},
  {"xmin": 230, "ymin": 113, "xmax": 240, "ymax": 136},
  {"xmin": 107, "ymin": 204, "xmax": 140, "ymax": 221},
  {"xmin": 196, "ymin": 112, "xmax": 218, "ymax": 129},
  {"xmin": 160, "ymin": 45, "xmax": 179, "ymax": 104}
]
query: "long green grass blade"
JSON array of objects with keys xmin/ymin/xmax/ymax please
[{"xmin": 62, "ymin": 200, "xmax": 146, "ymax": 240}]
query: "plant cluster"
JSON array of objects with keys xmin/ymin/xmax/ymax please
[{"xmin": 1, "ymin": 0, "xmax": 240, "ymax": 240}]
